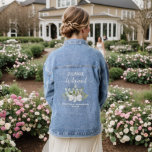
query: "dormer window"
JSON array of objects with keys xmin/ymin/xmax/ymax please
[{"xmin": 57, "ymin": 0, "xmax": 77, "ymax": 8}]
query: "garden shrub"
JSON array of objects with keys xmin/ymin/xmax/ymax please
[
  {"xmin": 116, "ymin": 40, "xmax": 127, "ymax": 45},
  {"xmin": 9, "ymin": 83, "xmax": 25, "ymax": 96},
  {"xmin": 13, "ymin": 61, "xmax": 37, "ymax": 80},
  {"xmin": 109, "ymin": 67, "xmax": 124, "ymax": 81},
  {"xmin": 0, "ymin": 91, "xmax": 51, "ymax": 150},
  {"xmin": 106, "ymin": 54, "xmax": 152, "ymax": 69},
  {"xmin": 0, "ymin": 37, "xmax": 43, "ymax": 43},
  {"xmin": 0, "ymin": 70, "xmax": 2, "ymax": 80},
  {"xmin": 0, "ymin": 133, "xmax": 21, "ymax": 152},
  {"xmin": 122, "ymin": 68, "xmax": 152, "ymax": 84},
  {"xmin": 0, "ymin": 83, "xmax": 10, "ymax": 98},
  {"xmin": 41, "ymin": 41, "xmax": 50, "ymax": 48},
  {"xmin": 49, "ymin": 39, "xmax": 64, "ymax": 48},
  {"xmin": 104, "ymin": 101, "xmax": 152, "ymax": 149},
  {"xmin": 103, "ymin": 86, "xmax": 132, "ymax": 110},
  {"xmin": 30, "ymin": 44, "xmax": 44, "ymax": 58},
  {"xmin": 21, "ymin": 48, "xmax": 33, "ymax": 59},
  {"xmin": 143, "ymin": 91, "xmax": 152, "ymax": 102},
  {"xmin": 129, "ymin": 41, "xmax": 140, "ymax": 51},
  {"xmin": 120, "ymin": 33, "xmax": 127, "ymax": 41},
  {"xmin": 104, "ymin": 40, "xmax": 116, "ymax": 50},
  {"xmin": 88, "ymin": 40, "xmax": 93, "ymax": 46},
  {"xmin": 35, "ymin": 64, "xmax": 43, "ymax": 81}
]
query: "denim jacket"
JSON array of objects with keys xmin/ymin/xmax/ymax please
[{"xmin": 43, "ymin": 39, "xmax": 109, "ymax": 138}]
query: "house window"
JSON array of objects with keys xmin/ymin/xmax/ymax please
[
  {"xmin": 46, "ymin": 25, "xmax": 49, "ymax": 37},
  {"xmin": 109, "ymin": 23, "xmax": 111, "ymax": 37},
  {"xmin": 59, "ymin": 23, "xmax": 61, "ymax": 36},
  {"xmin": 90, "ymin": 24, "xmax": 93, "ymax": 37},
  {"xmin": 95, "ymin": 23, "xmax": 101, "ymax": 42},
  {"xmin": 40, "ymin": 25, "xmax": 42, "ymax": 37},
  {"xmin": 113, "ymin": 23, "xmax": 116, "ymax": 37},
  {"xmin": 134, "ymin": 28, "xmax": 137, "ymax": 40},
  {"xmin": 145, "ymin": 25, "xmax": 150, "ymax": 40},
  {"xmin": 57, "ymin": 0, "xmax": 77, "ymax": 8},
  {"xmin": 103, "ymin": 23, "xmax": 107, "ymax": 37}
]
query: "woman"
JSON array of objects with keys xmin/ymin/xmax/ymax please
[
  {"xmin": 96, "ymin": 37, "xmax": 106, "ymax": 57},
  {"xmin": 42, "ymin": 6, "xmax": 109, "ymax": 152}
]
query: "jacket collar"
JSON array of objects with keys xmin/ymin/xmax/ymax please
[{"xmin": 64, "ymin": 38, "xmax": 88, "ymax": 45}]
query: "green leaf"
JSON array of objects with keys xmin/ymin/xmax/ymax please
[
  {"xmin": 110, "ymin": 136, "xmax": 116, "ymax": 143},
  {"xmin": 37, "ymin": 124, "xmax": 42, "ymax": 128}
]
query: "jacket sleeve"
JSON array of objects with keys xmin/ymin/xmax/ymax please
[
  {"xmin": 43, "ymin": 58, "xmax": 54, "ymax": 109},
  {"xmin": 98, "ymin": 56, "xmax": 109, "ymax": 110}
]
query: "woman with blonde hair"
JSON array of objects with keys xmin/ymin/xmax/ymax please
[{"xmin": 42, "ymin": 6, "xmax": 109, "ymax": 152}]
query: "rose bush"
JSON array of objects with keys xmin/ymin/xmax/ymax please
[
  {"xmin": 106, "ymin": 54, "xmax": 152, "ymax": 69},
  {"xmin": 104, "ymin": 100, "xmax": 152, "ymax": 149},
  {"xmin": 122, "ymin": 68, "xmax": 152, "ymax": 84},
  {"xmin": 0, "ymin": 91, "xmax": 51, "ymax": 150},
  {"xmin": 103, "ymin": 85, "xmax": 132, "ymax": 110}
]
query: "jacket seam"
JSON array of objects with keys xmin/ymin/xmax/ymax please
[{"xmin": 54, "ymin": 65, "xmax": 97, "ymax": 69}]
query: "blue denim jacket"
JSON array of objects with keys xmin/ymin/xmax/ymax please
[{"xmin": 43, "ymin": 39, "xmax": 109, "ymax": 138}]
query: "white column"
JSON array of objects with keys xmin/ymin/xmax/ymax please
[
  {"xmin": 43, "ymin": 23, "xmax": 46, "ymax": 40},
  {"xmin": 111, "ymin": 23, "xmax": 113, "ymax": 40},
  {"xmin": 101, "ymin": 23, "xmax": 103, "ymax": 38},
  {"xmin": 93, "ymin": 23, "xmax": 95, "ymax": 44},
  {"xmin": 107, "ymin": 23, "xmax": 109, "ymax": 39},
  {"xmin": 56, "ymin": 23, "xmax": 59, "ymax": 39}
]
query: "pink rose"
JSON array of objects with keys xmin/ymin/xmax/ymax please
[
  {"xmin": 138, "ymin": 126, "xmax": 142, "ymax": 130},
  {"xmin": 10, "ymin": 94, "xmax": 17, "ymax": 99},
  {"xmin": 148, "ymin": 127, "xmax": 152, "ymax": 131},
  {"xmin": 18, "ymin": 96, "xmax": 22, "ymax": 100},
  {"xmin": 16, "ymin": 110, "xmax": 21, "ymax": 115},
  {"xmin": 1, "ymin": 126, "xmax": 6, "ymax": 131},
  {"xmin": 14, "ymin": 127, "xmax": 20, "ymax": 132},
  {"xmin": 130, "ymin": 121, "xmax": 134, "ymax": 125}
]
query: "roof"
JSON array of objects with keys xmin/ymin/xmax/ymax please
[
  {"xmin": 0, "ymin": 1, "xmax": 20, "ymax": 12},
  {"xmin": 78, "ymin": 0, "xmax": 139, "ymax": 10},
  {"xmin": 0, "ymin": 5, "xmax": 7, "ymax": 12},
  {"xmin": 21, "ymin": 0, "xmax": 46, "ymax": 6}
]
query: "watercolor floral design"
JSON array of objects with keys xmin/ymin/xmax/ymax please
[{"xmin": 62, "ymin": 84, "xmax": 88, "ymax": 102}]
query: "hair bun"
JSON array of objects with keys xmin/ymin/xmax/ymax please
[{"xmin": 60, "ymin": 6, "xmax": 89, "ymax": 38}]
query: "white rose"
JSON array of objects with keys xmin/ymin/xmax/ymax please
[
  {"xmin": 10, "ymin": 140, "xmax": 16, "ymax": 147},
  {"xmin": 35, "ymin": 112, "xmax": 40, "ymax": 115},
  {"xmin": 22, "ymin": 126, "xmax": 26, "ymax": 131},
  {"xmin": 108, "ymin": 128, "xmax": 114, "ymax": 133},
  {"xmin": 130, "ymin": 127, "xmax": 134, "ymax": 132},
  {"xmin": 144, "ymin": 123, "xmax": 147, "ymax": 127},
  {"xmin": 76, "ymin": 95, "xmax": 82, "ymax": 101},
  {"xmin": 26, "ymin": 127, "xmax": 31, "ymax": 132},
  {"xmin": 148, "ymin": 122, "xmax": 151, "ymax": 125},
  {"xmin": 122, "ymin": 135, "xmax": 130, "ymax": 142},
  {"xmin": 135, "ymin": 135, "xmax": 142, "ymax": 141},
  {"xmin": 7, "ymin": 134, "xmax": 11, "ymax": 140},
  {"xmin": 68, "ymin": 95, "xmax": 74, "ymax": 101},
  {"xmin": 124, "ymin": 128, "xmax": 129, "ymax": 134},
  {"xmin": 119, "ymin": 132, "xmax": 123, "ymax": 135},
  {"xmin": 0, "ymin": 119, "xmax": 5, "ymax": 125},
  {"xmin": 110, "ymin": 120, "xmax": 115, "ymax": 126},
  {"xmin": 39, "ymin": 134, "xmax": 44, "ymax": 139},
  {"xmin": 5, "ymin": 123, "xmax": 11, "ymax": 130},
  {"xmin": 116, "ymin": 133, "xmax": 121, "ymax": 138},
  {"xmin": 0, "ymin": 100, "xmax": 4, "ymax": 107},
  {"xmin": 1, "ymin": 141, "xmax": 4, "ymax": 144}
]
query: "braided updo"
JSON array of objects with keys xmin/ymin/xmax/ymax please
[{"xmin": 60, "ymin": 6, "xmax": 90, "ymax": 38}]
